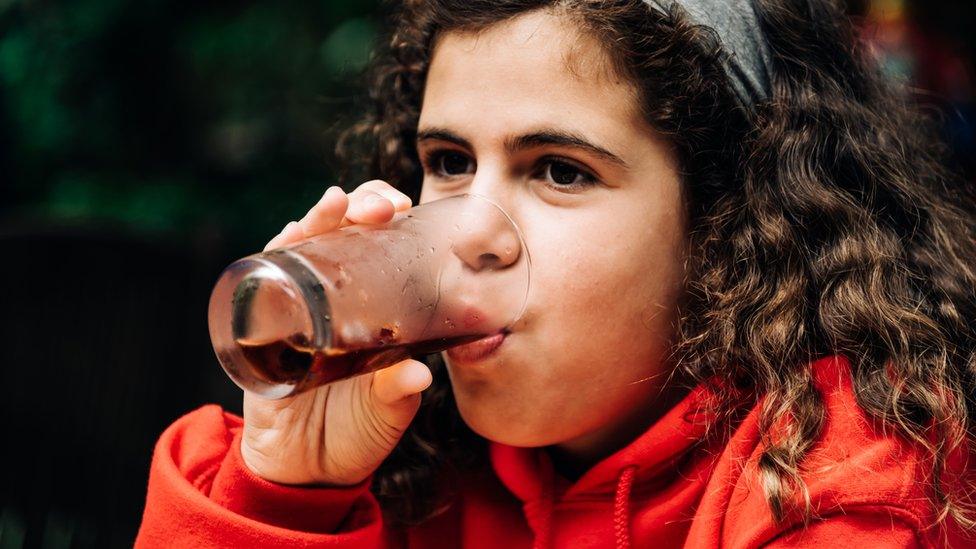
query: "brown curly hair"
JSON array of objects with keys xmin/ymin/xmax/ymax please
[{"xmin": 332, "ymin": 0, "xmax": 976, "ymax": 531}]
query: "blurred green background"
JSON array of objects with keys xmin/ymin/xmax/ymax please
[
  {"xmin": 1, "ymin": 0, "xmax": 384, "ymax": 247},
  {"xmin": 0, "ymin": 1, "xmax": 973, "ymax": 548},
  {"xmin": 3, "ymin": 0, "xmax": 975, "ymax": 248}
]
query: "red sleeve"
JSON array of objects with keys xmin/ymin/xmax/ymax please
[
  {"xmin": 135, "ymin": 405, "xmax": 396, "ymax": 548},
  {"xmin": 762, "ymin": 511, "xmax": 922, "ymax": 548}
]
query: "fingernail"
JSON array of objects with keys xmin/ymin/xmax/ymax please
[{"xmin": 365, "ymin": 194, "xmax": 384, "ymax": 205}]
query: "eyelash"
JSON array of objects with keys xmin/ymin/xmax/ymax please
[{"xmin": 419, "ymin": 149, "xmax": 600, "ymax": 191}]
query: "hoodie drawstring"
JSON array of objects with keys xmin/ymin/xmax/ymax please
[
  {"xmin": 613, "ymin": 465, "xmax": 639, "ymax": 549},
  {"xmin": 529, "ymin": 462, "xmax": 639, "ymax": 549},
  {"xmin": 530, "ymin": 488, "xmax": 553, "ymax": 549},
  {"xmin": 530, "ymin": 454, "xmax": 555, "ymax": 549}
]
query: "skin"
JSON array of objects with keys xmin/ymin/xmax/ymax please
[
  {"xmin": 241, "ymin": 8, "xmax": 690, "ymax": 486},
  {"xmin": 416, "ymin": 9, "xmax": 690, "ymax": 478}
]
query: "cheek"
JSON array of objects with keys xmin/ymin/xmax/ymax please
[
  {"xmin": 530, "ymin": 242, "xmax": 650, "ymax": 362},
  {"xmin": 532, "ymin": 221, "xmax": 671, "ymax": 321},
  {"xmin": 530, "ymin": 217, "xmax": 684, "ymax": 358},
  {"xmin": 531, "ymin": 238, "xmax": 610, "ymax": 328}
]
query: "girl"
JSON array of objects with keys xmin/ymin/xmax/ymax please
[{"xmin": 137, "ymin": 0, "xmax": 976, "ymax": 547}]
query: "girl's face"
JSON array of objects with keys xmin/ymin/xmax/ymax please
[{"xmin": 418, "ymin": 10, "xmax": 688, "ymax": 462}]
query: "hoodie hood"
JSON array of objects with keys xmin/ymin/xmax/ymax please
[{"xmin": 489, "ymin": 385, "xmax": 713, "ymax": 549}]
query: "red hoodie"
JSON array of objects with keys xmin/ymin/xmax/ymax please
[{"xmin": 136, "ymin": 355, "xmax": 973, "ymax": 548}]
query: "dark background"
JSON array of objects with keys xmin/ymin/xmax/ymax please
[{"xmin": 0, "ymin": 1, "xmax": 973, "ymax": 547}]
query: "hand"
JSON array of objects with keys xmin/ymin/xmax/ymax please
[{"xmin": 240, "ymin": 180, "xmax": 434, "ymax": 486}]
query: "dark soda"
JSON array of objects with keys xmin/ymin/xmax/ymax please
[{"xmin": 235, "ymin": 329, "xmax": 484, "ymax": 394}]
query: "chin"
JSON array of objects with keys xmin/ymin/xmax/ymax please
[{"xmin": 452, "ymin": 395, "xmax": 566, "ymax": 448}]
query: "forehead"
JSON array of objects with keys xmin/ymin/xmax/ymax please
[{"xmin": 420, "ymin": 9, "xmax": 644, "ymax": 139}]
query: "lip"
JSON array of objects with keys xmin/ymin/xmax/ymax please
[{"xmin": 446, "ymin": 330, "xmax": 508, "ymax": 363}]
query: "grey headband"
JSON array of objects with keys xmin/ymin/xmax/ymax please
[{"xmin": 644, "ymin": 0, "xmax": 774, "ymax": 106}]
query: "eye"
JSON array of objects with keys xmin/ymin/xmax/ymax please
[
  {"xmin": 536, "ymin": 158, "xmax": 599, "ymax": 190},
  {"xmin": 422, "ymin": 150, "xmax": 474, "ymax": 177}
]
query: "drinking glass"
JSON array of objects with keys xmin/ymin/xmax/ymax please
[{"xmin": 208, "ymin": 193, "xmax": 530, "ymax": 399}]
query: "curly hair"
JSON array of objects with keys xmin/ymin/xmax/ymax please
[{"xmin": 332, "ymin": 0, "xmax": 976, "ymax": 531}]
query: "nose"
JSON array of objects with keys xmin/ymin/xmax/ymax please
[{"xmin": 450, "ymin": 194, "xmax": 523, "ymax": 273}]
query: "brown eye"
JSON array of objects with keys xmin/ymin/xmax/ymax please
[
  {"xmin": 538, "ymin": 158, "xmax": 598, "ymax": 190},
  {"xmin": 547, "ymin": 161, "xmax": 585, "ymax": 186},
  {"xmin": 436, "ymin": 151, "xmax": 473, "ymax": 176}
]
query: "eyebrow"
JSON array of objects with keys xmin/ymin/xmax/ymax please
[{"xmin": 415, "ymin": 126, "xmax": 629, "ymax": 170}]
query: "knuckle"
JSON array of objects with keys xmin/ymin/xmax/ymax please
[
  {"xmin": 348, "ymin": 187, "xmax": 380, "ymax": 202},
  {"xmin": 358, "ymin": 179, "xmax": 392, "ymax": 192},
  {"xmin": 361, "ymin": 180, "xmax": 409, "ymax": 203},
  {"xmin": 347, "ymin": 191, "xmax": 383, "ymax": 213}
]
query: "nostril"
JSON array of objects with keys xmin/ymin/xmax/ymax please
[{"xmin": 478, "ymin": 253, "xmax": 500, "ymax": 269}]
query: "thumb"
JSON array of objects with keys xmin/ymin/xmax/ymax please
[{"xmin": 368, "ymin": 359, "xmax": 433, "ymax": 432}]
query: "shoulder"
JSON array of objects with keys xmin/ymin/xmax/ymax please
[{"xmin": 707, "ymin": 355, "xmax": 970, "ymax": 548}]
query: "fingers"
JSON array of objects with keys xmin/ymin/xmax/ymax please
[
  {"xmin": 264, "ymin": 221, "xmax": 304, "ymax": 252},
  {"xmin": 357, "ymin": 180, "xmax": 413, "ymax": 211},
  {"xmin": 341, "ymin": 190, "xmax": 397, "ymax": 227},
  {"xmin": 299, "ymin": 185, "xmax": 349, "ymax": 236},
  {"xmin": 339, "ymin": 180, "xmax": 413, "ymax": 228},
  {"xmin": 263, "ymin": 180, "xmax": 413, "ymax": 251}
]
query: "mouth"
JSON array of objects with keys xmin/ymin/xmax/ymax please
[{"xmin": 445, "ymin": 329, "xmax": 509, "ymax": 363}]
